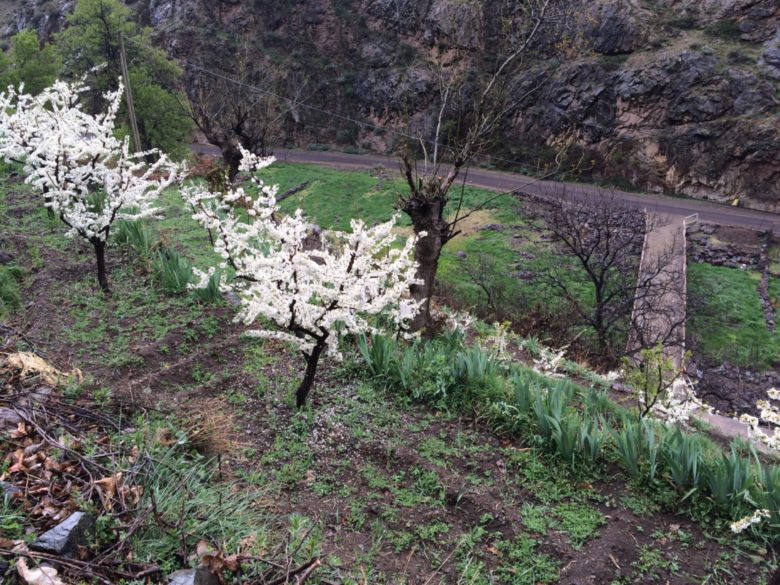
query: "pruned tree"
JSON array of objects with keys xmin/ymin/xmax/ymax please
[
  {"xmin": 0, "ymin": 79, "xmax": 180, "ymax": 292},
  {"xmin": 396, "ymin": 0, "xmax": 579, "ymax": 330},
  {"xmin": 185, "ymin": 42, "xmax": 308, "ymax": 182},
  {"xmin": 184, "ymin": 148, "xmax": 422, "ymax": 407},
  {"xmin": 535, "ymin": 192, "xmax": 686, "ymax": 362}
]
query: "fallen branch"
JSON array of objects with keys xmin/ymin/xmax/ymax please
[
  {"xmin": 275, "ymin": 181, "xmax": 311, "ymax": 204},
  {"xmin": 0, "ymin": 547, "xmax": 162, "ymax": 584},
  {"xmin": 264, "ymin": 557, "xmax": 322, "ymax": 585}
]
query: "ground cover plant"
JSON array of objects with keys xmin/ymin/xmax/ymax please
[
  {"xmin": 687, "ymin": 263, "xmax": 780, "ymax": 370},
  {"xmin": 1, "ymin": 156, "xmax": 779, "ymax": 584}
]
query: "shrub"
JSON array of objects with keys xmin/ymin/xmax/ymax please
[
  {"xmin": 666, "ymin": 17, "xmax": 697, "ymax": 30},
  {"xmin": 704, "ymin": 19, "xmax": 742, "ymax": 41}
]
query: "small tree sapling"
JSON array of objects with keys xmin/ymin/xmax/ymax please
[
  {"xmin": 0, "ymin": 78, "xmax": 180, "ymax": 292},
  {"xmin": 184, "ymin": 148, "xmax": 423, "ymax": 407}
]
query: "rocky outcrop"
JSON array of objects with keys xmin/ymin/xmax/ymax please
[{"xmin": 3, "ymin": 0, "xmax": 779, "ymax": 210}]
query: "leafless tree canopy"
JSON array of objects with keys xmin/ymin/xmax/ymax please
[
  {"xmin": 186, "ymin": 42, "xmax": 308, "ymax": 181},
  {"xmin": 536, "ymin": 191, "xmax": 686, "ymax": 362},
  {"xmin": 397, "ymin": 0, "xmax": 582, "ymax": 331}
]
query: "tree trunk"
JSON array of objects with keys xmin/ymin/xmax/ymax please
[
  {"xmin": 93, "ymin": 240, "xmax": 110, "ymax": 293},
  {"xmin": 407, "ymin": 208, "xmax": 447, "ymax": 332},
  {"xmin": 222, "ymin": 140, "xmax": 243, "ymax": 183},
  {"xmin": 295, "ymin": 342, "xmax": 325, "ymax": 408}
]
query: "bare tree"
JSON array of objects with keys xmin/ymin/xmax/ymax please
[
  {"xmin": 185, "ymin": 42, "xmax": 308, "ymax": 181},
  {"xmin": 396, "ymin": 0, "xmax": 578, "ymax": 331},
  {"xmin": 536, "ymin": 192, "xmax": 686, "ymax": 362}
]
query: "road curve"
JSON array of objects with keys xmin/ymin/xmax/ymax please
[{"xmin": 192, "ymin": 144, "xmax": 780, "ymax": 232}]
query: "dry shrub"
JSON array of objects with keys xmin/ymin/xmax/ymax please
[{"xmin": 181, "ymin": 398, "xmax": 242, "ymax": 456}]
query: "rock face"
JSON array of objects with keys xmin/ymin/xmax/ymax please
[{"xmin": 4, "ymin": 0, "xmax": 779, "ymax": 211}]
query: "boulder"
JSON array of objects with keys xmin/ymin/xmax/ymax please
[
  {"xmin": 30, "ymin": 512, "xmax": 96, "ymax": 558},
  {"xmin": 0, "ymin": 480, "xmax": 21, "ymax": 498},
  {"xmin": 168, "ymin": 567, "xmax": 220, "ymax": 585}
]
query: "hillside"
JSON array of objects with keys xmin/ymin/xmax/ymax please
[
  {"xmin": 3, "ymin": 0, "xmax": 780, "ymax": 211},
  {"xmin": 1, "ymin": 163, "xmax": 777, "ymax": 583}
]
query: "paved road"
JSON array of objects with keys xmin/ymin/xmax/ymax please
[{"xmin": 193, "ymin": 144, "xmax": 780, "ymax": 232}]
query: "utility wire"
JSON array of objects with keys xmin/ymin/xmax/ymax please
[{"xmin": 121, "ymin": 34, "xmax": 543, "ymax": 172}]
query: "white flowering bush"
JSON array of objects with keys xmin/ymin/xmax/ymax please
[
  {"xmin": 647, "ymin": 377, "xmax": 713, "ymax": 425},
  {"xmin": 184, "ymin": 148, "xmax": 423, "ymax": 407},
  {"xmin": 479, "ymin": 321, "xmax": 513, "ymax": 363},
  {"xmin": 730, "ymin": 509, "xmax": 771, "ymax": 534},
  {"xmin": 532, "ymin": 345, "xmax": 567, "ymax": 378},
  {"xmin": 739, "ymin": 388, "xmax": 780, "ymax": 451},
  {"xmin": 0, "ymin": 78, "xmax": 180, "ymax": 291}
]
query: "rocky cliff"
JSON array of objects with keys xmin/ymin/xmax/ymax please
[{"xmin": 5, "ymin": 0, "xmax": 780, "ymax": 211}]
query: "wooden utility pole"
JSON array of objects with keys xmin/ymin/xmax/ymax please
[{"xmin": 119, "ymin": 33, "xmax": 142, "ymax": 153}]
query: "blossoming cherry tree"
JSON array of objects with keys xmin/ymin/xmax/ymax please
[
  {"xmin": 184, "ymin": 148, "xmax": 423, "ymax": 407},
  {"xmin": 0, "ymin": 79, "xmax": 180, "ymax": 292}
]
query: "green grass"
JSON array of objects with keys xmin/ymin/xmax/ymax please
[
  {"xmin": 0, "ymin": 264, "xmax": 22, "ymax": 318},
  {"xmin": 266, "ymin": 163, "xmax": 519, "ymax": 231},
  {"xmin": 688, "ymin": 263, "xmax": 780, "ymax": 369}
]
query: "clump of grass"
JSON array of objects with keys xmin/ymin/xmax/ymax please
[
  {"xmin": 114, "ymin": 219, "xmax": 160, "ymax": 262},
  {"xmin": 0, "ymin": 264, "xmax": 22, "ymax": 317},
  {"xmin": 182, "ymin": 398, "xmax": 241, "ymax": 456},
  {"xmin": 153, "ymin": 248, "xmax": 194, "ymax": 294}
]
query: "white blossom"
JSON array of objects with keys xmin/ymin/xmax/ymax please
[
  {"xmin": 730, "ymin": 509, "xmax": 771, "ymax": 534},
  {"xmin": 0, "ymin": 78, "xmax": 180, "ymax": 244},
  {"xmin": 532, "ymin": 345, "xmax": 567, "ymax": 377},
  {"xmin": 738, "ymin": 388, "xmax": 780, "ymax": 452},
  {"xmin": 443, "ymin": 310, "xmax": 475, "ymax": 334},
  {"xmin": 183, "ymin": 147, "xmax": 423, "ymax": 360},
  {"xmin": 480, "ymin": 321, "xmax": 512, "ymax": 363},
  {"xmin": 647, "ymin": 377, "xmax": 712, "ymax": 425}
]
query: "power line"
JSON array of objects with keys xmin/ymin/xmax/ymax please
[{"xmin": 122, "ymin": 34, "xmax": 538, "ymax": 172}]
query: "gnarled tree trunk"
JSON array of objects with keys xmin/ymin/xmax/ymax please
[{"xmin": 405, "ymin": 201, "xmax": 450, "ymax": 332}]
